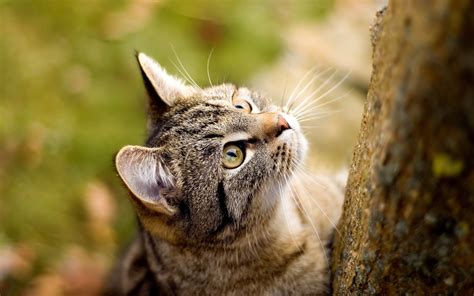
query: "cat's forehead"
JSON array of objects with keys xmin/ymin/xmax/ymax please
[{"xmin": 202, "ymin": 84, "xmax": 271, "ymax": 111}]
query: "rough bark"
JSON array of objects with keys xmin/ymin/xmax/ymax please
[{"xmin": 331, "ymin": 0, "xmax": 474, "ymax": 294}]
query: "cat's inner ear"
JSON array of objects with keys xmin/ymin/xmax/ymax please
[
  {"xmin": 136, "ymin": 52, "xmax": 192, "ymax": 107},
  {"xmin": 115, "ymin": 145, "xmax": 176, "ymax": 215}
]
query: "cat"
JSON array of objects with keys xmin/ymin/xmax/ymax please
[{"xmin": 104, "ymin": 52, "xmax": 345, "ymax": 295}]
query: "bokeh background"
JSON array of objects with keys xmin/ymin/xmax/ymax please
[{"xmin": 1, "ymin": 0, "xmax": 383, "ymax": 294}]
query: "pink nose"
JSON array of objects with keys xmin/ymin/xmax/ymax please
[
  {"xmin": 276, "ymin": 115, "xmax": 290, "ymax": 137},
  {"xmin": 256, "ymin": 112, "xmax": 291, "ymax": 140}
]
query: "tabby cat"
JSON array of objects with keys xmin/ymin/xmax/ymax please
[{"xmin": 105, "ymin": 52, "xmax": 345, "ymax": 295}]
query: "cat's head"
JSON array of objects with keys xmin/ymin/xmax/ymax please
[{"xmin": 115, "ymin": 52, "xmax": 308, "ymax": 245}]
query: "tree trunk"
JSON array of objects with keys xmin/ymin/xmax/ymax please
[{"xmin": 331, "ymin": 0, "xmax": 474, "ymax": 294}]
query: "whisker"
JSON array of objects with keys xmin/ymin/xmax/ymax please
[
  {"xmin": 290, "ymin": 159, "xmax": 332, "ymax": 193},
  {"xmin": 287, "ymin": 69, "xmax": 322, "ymax": 111},
  {"xmin": 285, "ymin": 174, "xmax": 329, "ymax": 264},
  {"xmin": 296, "ymin": 90, "xmax": 351, "ymax": 121},
  {"xmin": 290, "ymin": 163, "xmax": 342, "ymax": 237},
  {"xmin": 206, "ymin": 48, "xmax": 215, "ymax": 87},
  {"xmin": 280, "ymin": 73, "xmax": 290, "ymax": 107},
  {"xmin": 292, "ymin": 69, "xmax": 339, "ymax": 116},
  {"xmin": 294, "ymin": 72, "xmax": 351, "ymax": 118},
  {"xmin": 300, "ymin": 124, "xmax": 329, "ymax": 129},
  {"xmin": 278, "ymin": 180, "xmax": 304, "ymax": 253},
  {"xmin": 295, "ymin": 109, "xmax": 336, "ymax": 121},
  {"xmin": 285, "ymin": 66, "xmax": 318, "ymax": 111},
  {"xmin": 288, "ymin": 67, "xmax": 334, "ymax": 113},
  {"xmin": 295, "ymin": 107, "xmax": 332, "ymax": 120},
  {"xmin": 290, "ymin": 67, "xmax": 337, "ymax": 115},
  {"xmin": 298, "ymin": 72, "xmax": 351, "ymax": 114},
  {"xmin": 281, "ymin": 169, "xmax": 329, "ymax": 261},
  {"xmin": 170, "ymin": 45, "xmax": 202, "ymax": 90},
  {"xmin": 298, "ymin": 116, "xmax": 331, "ymax": 124},
  {"xmin": 169, "ymin": 60, "xmax": 197, "ymax": 88},
  {"xmin": 296, "ymin": 111, "xmax": 342, "ymax": 124}
]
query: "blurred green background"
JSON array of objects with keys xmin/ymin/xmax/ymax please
[{"xmin": 1, "ymin": 0, "xmax": 376, "ymax": 294}]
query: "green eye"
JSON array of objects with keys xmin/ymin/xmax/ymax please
[{"xmin": 222, "ymin": 144, "xmax": 245, "ymax": 169}]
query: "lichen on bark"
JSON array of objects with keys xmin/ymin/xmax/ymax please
[{"xmin": 331, "ymin": 0, "xmax": 474, "ymax": 294}]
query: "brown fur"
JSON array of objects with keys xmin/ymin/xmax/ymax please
[{"xmin": 105, "ymin": 52, "xmax": 344, "ymax": 295}]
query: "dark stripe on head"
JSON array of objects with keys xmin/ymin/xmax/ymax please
[
  {"xmin": 147, "ymin": 103, "xmax": 230, "ymax": 144},
  {"xmin": 178, "ymin": 199, "xmax": 190, "ymax": 220},
  {"xmin": 202, "ymin": 134, "xmax": 224, "ymax": 139},
  {"xmin": 210, "ymin": 181, "xmax": 233, "ymax": 236}
]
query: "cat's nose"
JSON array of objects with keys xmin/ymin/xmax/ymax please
[
  {"xmin": 276, "ymin": 115, "xmax": 290, "ymax": 137},
  {"xmin": 255, "ymin": 113, "xmax": 291, "ymax": 140}
]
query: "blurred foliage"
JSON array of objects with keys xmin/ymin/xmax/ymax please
[{"xmin": 0, "ymin": 0, "xmax": 333, "ymax": 293}]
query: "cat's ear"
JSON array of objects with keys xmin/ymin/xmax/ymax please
[
  {"xmin": 136, "ymin": 52, "xmax": 192, "ymax": 108},
  {"xmin": 115, "ymin": 145, "xmax": 176, "ymax": 216}
]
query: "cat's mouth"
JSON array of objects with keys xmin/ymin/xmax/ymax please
[
  {"xmin": 280, "ymin": 113, "xmax": 299, "ymax": 134},
  {"xmin": 279, "ymin": 113, "xmax": 308, "ymax": 165}
]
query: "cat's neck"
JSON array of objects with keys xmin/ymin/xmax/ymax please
[
  {"xmin": 139, "ymin": 180, "xmax": 332, "ymax": 293},
  {"xmin": 144, "ymin": 191, "xmax": 305, "ymax": 258},
  {"xmin": 141, "ymin": 171, "xmax": 341, "ymax": 261}
]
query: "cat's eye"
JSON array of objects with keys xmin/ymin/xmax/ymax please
[
  {"xmin": 222, "ymin": 144, "xmax": 245, "ymax": 169},
  {"xmin": 233, "ymin": 98, "xmax": 252, "ymax": 113}
]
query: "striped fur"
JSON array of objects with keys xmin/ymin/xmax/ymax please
[{"xmin": 106, "ymin": 53, "xmax": 344, "ymax": 295}]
